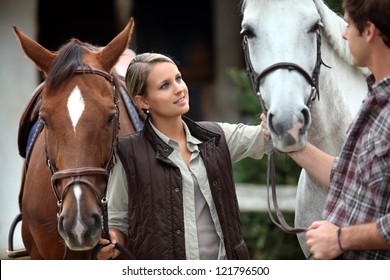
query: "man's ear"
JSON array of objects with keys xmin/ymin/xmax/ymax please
[
  {"xmin": 134, "ymin": 95, "xmax": 149, "ymax": 111},
  {"xmin": 365, "ymin": 21, "xmax": 377, "ymax": 42}
]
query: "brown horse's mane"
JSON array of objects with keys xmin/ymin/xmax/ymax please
[{"xmin": 46, "ymin": 39, "xmax": 99, "ymax": 90}]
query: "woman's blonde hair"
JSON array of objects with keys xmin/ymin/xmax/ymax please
[{"xmin": 125, "ymin": 53, "xmax": 175, "ymax": 101}]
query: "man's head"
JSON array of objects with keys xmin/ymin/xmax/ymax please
[{"xmin": 342, "ymin": 0, "xmax": 390, "ymax": 48}]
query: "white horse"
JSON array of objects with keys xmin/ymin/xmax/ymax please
[{"xmin": 241, "ymin": 0, "xmax": 369, "ymax": 258}]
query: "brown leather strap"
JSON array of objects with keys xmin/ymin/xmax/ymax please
[
  {"xmin": 74, "ymin": 67, "xmax": 114, "ymax": 84},
  {"xmin": 242, "ymin": 28, "xmax": 325, "ymax": 111},
  {"xmin": 51, "ymin": 167, "xmax": 108, "ymax": 182},
  {"xmin": 267, "ymin": 146, "xmax": 307, "ymax": 234}
]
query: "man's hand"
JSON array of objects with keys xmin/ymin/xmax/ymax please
[{"xmin": 306, "ymin": 220, "xmax": 343, "ymax": 260}]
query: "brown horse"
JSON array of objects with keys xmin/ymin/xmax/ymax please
[{"xmin": 13, "ymin": 18, "xmax": 142, "ymax": 259}]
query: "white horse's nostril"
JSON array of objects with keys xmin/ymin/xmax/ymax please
[{"xmin": 301, "ymin": 108, "xmax": 311, "ymax": 134}]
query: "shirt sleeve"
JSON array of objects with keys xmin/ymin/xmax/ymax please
[
  {"xmin": 377, "ymin": 215, "xmax": 390, "ymax": 244},
  {"xmin": 217, "ymin": 122, "xmax": 267, "ymax": 162},
  {"xmin": 376, "ymin": 156, "xmax": 390, "ymax": 244},
  {"xmin": 107, "ymin": 158, "xmax": 129, "ymax": 236}
]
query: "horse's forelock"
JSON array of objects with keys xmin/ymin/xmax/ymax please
[{"xmin": 46, "ymin": 39, "xmax": 97, "ymax": 90}]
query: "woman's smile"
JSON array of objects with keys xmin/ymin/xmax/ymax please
[{"xmin": 174, "ymin": 96, "xmax": 186, "ymax": 105}]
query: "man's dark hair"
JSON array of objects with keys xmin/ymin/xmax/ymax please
[{"xmin": 343, "ymin": 0, "xmax": 390, "ymax": 47}]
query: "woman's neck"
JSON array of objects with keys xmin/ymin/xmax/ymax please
[{"xmin": 150, "ymin": 116, "xmax": 186, "ymax": 142}]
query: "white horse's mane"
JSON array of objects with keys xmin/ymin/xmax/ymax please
[
  {"xmin": 313, "ymin": 0, "xmax": 368, "ymax": 76},
  {"xmin": 313, "ymin": 0, "xmax": 351, "ymax": 62}
]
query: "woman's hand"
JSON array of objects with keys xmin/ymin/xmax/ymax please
[
  {"xmin": 96, "ymin": 228, "xmax": 126, "ymax": 260},
  {"xmin": 260, "ymin": 113, "xmax": 271, "ymax": 140}
]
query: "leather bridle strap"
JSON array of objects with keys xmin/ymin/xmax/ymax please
[
  {"xmin": 242, "ymin": 28, "xmax": 327, "ymax": 235},
  {"xmin": 267, "ymin": 146, "xmax": 307, "ymax": 234},
  {"xmin": 257, "ymin": 62, "xmax": 315, "ymax": 92},
  {"xmin": 51, "ymin": 167, "xmax": 109, "ymax": 211},
  {"xmin": 74, "ymin": 67, "xmax": 114, "ymax": 84},
  {"xmin": 51, "ymin": 167, "xmax": 108, "ymax": 181},
  {"xmin": 242, "ymin": 35, "xmax": 259, "ymax": 95},
  {"xmin": 45, "ymin": 66, "xmax": 119, "ymax": 215},
  {"xmin": 242, "ymin": 29, "xmax": 325, "ymax": 111},
  {"xmin": 42, "ymin": 66, "xmax": 127, "ymax": 258}
]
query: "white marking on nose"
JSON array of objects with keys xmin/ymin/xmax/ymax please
[
  {"xmin": 67, "ymin": 86, "xmax": 85, "ymax": 132},
  {"xmin": 73, "ymin": 185, "xmax": 85, "ymax": 243}
]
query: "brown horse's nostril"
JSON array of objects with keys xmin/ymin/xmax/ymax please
[{"xmin": 57, "ymin": 215, "xmax": 67, "ymax": 239}]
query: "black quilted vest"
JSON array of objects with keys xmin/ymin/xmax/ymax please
[{"xmin": 117, "ymin": 116, "xmax": 249, "ymax": 260}]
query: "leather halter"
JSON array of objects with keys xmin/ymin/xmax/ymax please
[
  {"xmin": 44, "ymin": 66, "xmax": 119, "ymax": 234},
  {"xmin": 43, "ymin": 66, "xmax": 136, "ymax": 260},
  {"xmin": 242, "ymin": 28, "xmax": 327, "ymax": 234},
  {"xmin": 242, "ymin": 28, "xmax": 324, "ymax": 111}
]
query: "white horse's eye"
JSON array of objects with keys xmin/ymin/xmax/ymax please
[{"xmin": 240, "ymin": 26, "xmax": 255, "ymax": 38}]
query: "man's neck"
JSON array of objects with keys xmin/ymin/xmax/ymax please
[{"xmin": 368, "ymin": 40, "xmax": 390, "ymax": 82}]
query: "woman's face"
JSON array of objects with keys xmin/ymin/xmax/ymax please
[{"xmin": 138, "ymin": 61, "xmax": 190, "ymax": 119}]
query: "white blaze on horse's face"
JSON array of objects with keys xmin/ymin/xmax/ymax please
[
  {"xmin": 72, "ymin": 185, "xmax": 87, "ymax": 246},
  {"xmin": 242, "ymin": 0, "xmax": 321, "ymax": 152},
  {"xmin": 67, "ymin": 86, "xmax": 85, "ymax": 133}
]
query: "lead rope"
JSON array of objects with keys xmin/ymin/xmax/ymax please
[
  {"xmin": 89, "ymin": 197, "xmax": 136, "ymax": 260},
  {"xmin": 266, "ymin": 144, "xmax": 307, "ymax": 234}
]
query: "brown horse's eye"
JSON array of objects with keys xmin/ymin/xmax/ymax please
[
  {"xmin": 107, "ymin": 114, "xmax": 116, "ymax": 124},
  {"xmin": 39, "ymin": 116, "xmax": 49, "ymax": 128}
]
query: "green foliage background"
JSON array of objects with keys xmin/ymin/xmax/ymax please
[{"xmin": 230, "ymin": 0, "xmax": 342, "ymax": 260}]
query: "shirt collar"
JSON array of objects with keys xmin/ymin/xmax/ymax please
[
  {"xmin": 368, "ymin": 75, "xmax": 390, "ymax": 103},
  {"xmin": 148, "ymin": 119, "xmax": 202, "ymax": 148}
]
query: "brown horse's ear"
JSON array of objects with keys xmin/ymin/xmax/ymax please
[
  {"xmin": 13, "ymin": 25, "xmax": 56, "ymax": 76},
  {"xmin": 99, "ymin": 17, "xmax": 135, "ymax": 71}
]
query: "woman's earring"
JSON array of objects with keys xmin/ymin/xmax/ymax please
[{"xmin": 146, "ymin": 109, "xmax": 150, "ymax": 114}]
